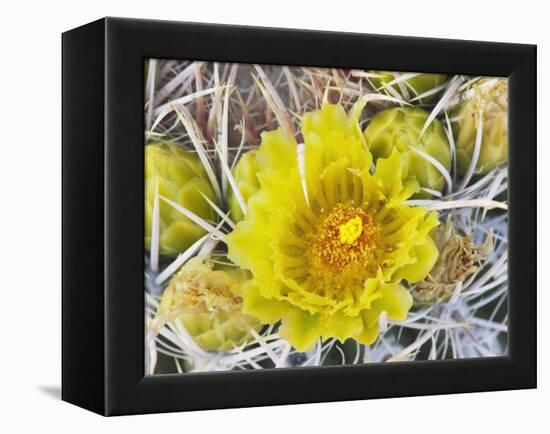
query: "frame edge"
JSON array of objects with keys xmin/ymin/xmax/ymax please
[{"xmin": 62, "ymin": 18, "xmax": 107, "ymax": 415}]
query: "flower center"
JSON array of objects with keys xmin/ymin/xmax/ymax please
[{"xmin": 310, "ymin": 204, "xmax": 379, "ymax": 272}]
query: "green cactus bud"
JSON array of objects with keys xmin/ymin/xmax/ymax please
[
  {"xmin": 145, "ymin": 142, "xmax": 217, "ymax": 256},
  {"xmin": 152, "ymin": 258, "xmax": 262, "ymax": 352},
  {"xmin": 369, "ymin": 71, "xmax": 447, "ymax": 103},
  {"xmin": 364, "ymin": 107, "xmax": 451, "ymax": 196},
  {"xmin": 228, "ymin": 150, "xmax": 260, "ymax": 223},
  {"xmin": 452, "ymin": 78, "xmax": 508, "ymax": 175},
  {"xmin": 177, "ymin": 310, "xmax": 261, "ymax": 352}
]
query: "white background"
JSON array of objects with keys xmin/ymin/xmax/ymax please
[{"xmin": 0, "ymin": 0, "xmax": 546, "ymax": 432}]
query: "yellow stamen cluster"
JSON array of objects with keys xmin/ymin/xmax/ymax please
[{"xmin": 310, "ymin": 204, "xmax": 379, "ymax": 272}]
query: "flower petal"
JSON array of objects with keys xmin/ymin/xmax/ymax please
[
  {"xmin": 394, "ymin": 235, "xmax": 439, "ymax": 283},
  {"xmin": 256, "ymin": 128, "xmax": 297, "ymax": 175},
  {"xmin": 377, "ymin": 281, "xmax": 413, "ymax": 322},
  {"xmin": 241, "ymin": 281, "xmax": 284, "ymax": 324},
  {"xmin": 279, "ymin": 307, "xmax": 322, "ymax": 351},
  {"xmin": 320, "ymin": 311, "xmax": 364, "ymax": 343},
  {"xmin": 355, "ymin": 320, "xmax": 379, "ymax": 345},
  {"xmin": 374, "ymin": 148, "xmax": 409, "ymax": 200}
]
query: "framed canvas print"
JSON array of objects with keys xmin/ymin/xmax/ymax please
[{"xmin": 62, "ymin": 17, "xmax": 536, "ymax": 416}]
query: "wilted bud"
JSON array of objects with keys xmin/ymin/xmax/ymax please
[
  {"xmin": 364, "ymin": 107, "xmax": 451, "ymax": 195},
  {"xmin": 452, "ymin": 78, "xmax": 508, "ymax": 174},
  {"xmin": 151, "ymin": 258, "xmax": 262, "ymax": 352},
  {"xmin": 412, "ymin": 219, "xmax": 493, "ymax": 305},
  {"xmin": 369, "ymin": 71, "xmax": 447, "ymax": 103},
  {"xmin": 228, "ymin": 150, "xmax": 260, "ymax": 223},
  {"xmin": 145, "ymin": 142, "xmax": 217, "ymax": 256}
]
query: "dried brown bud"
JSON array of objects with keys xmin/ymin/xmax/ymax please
[{"xmin": 411, "ymin": 219, "xmax": 493, "ymax": 305}]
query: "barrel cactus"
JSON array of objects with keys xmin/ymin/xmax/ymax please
[
  {"xmin": 369, "ymin": 71, "xmax": 447, "ymax": 103},
  {"xmin": 452, "ymin": 78, "xmax": 508, "ymax": 174},
  {"xmin": 151, "ymin": 257, "xmax": 262, "ymax": 352},
  {"xmin": 364, "ymin": 107, "xmax": 451, "ymax": 196},
  {"xmin": 145, "ymin": 142, "xmax": 218, "ymax": 256},
  {"xmin": 228, "ymin": 150, "xmax": 260, "ymax": 223}
]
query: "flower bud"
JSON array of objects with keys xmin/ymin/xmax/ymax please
[
  {"xmin": 452, "ymin": 78, "xmax": 508, "ymax": 174},
  {"xmin": 412, "ymin": 219, "xmax": 493, "ymax": 305},
  {"xmin": 145, "ymin": 142, "xmax": 217, "ymax": 256},
  {"xmin": 152, "ymin": 258, "xmax": 262, "ymax": 352},
  {"xmin": 369, "ymin": 71, "xmax": 447, "ymax": 103},
  {"xmin": 364, "ymin": 107, "xmax": 451, "ymax": 195},
  {"xmin": 228, "ymin": 150, "xmax": 260, "ymax": 223}
]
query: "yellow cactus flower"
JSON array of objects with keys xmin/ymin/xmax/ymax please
[
  {"xmin": 145, "ymin": 142, "xmax": 217, "ymax": 256},
  {"xmin": 369, "ymin": 71, "xmax": 447, "ymax": 103},
  {"xmin": 364, "ymin": 107, "xmax": 451, "ymax": 196},
  {"xmin": 151, "ymin": 258, "xmax": 262, "ymax": 352},
  {"xmin": 228, "ymin": 150, "xmax": 260, "ymax": 223},
  {"xmin": 452, "ymin": 78, "xmax": 508, "ymax": 174},
  {"xmin": 226, "ymin": 103, "xmax": 440, "ymax": 351}
]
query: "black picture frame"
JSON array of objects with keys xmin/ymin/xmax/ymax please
[{"xmin": 62, "ymin": 17, "xmax": 537, "ymax": 416}]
